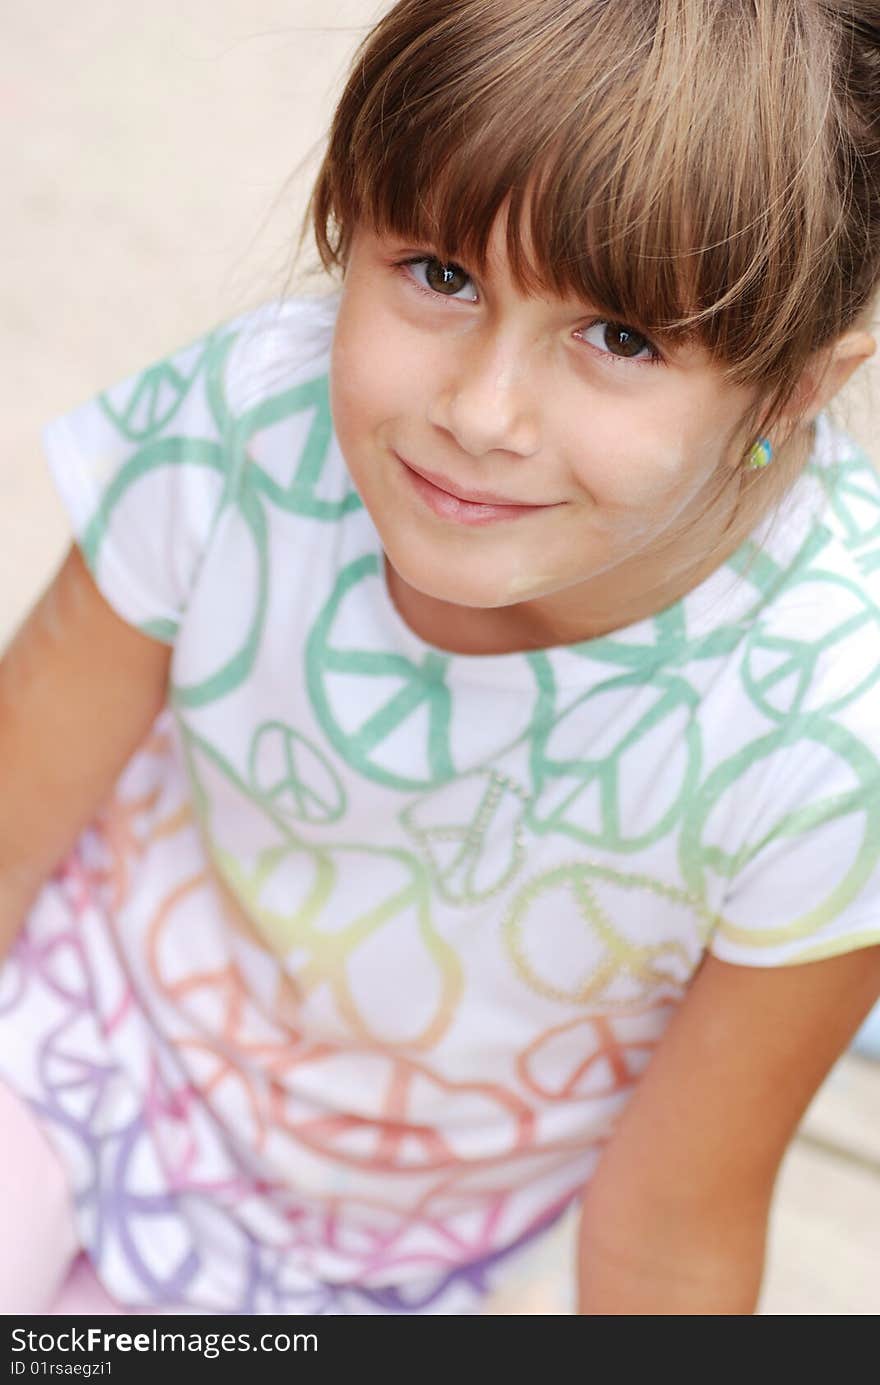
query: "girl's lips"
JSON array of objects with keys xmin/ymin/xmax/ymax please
[{"xmin": 395, "ymin": 453, "xmax": 558, "ymax": 526}]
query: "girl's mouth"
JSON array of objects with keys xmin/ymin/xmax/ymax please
[{"xmin": 395, "ymin": 453, "xmax": 559, "ymax": 526}]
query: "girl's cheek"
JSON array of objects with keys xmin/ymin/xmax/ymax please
[
  {"xmin": 572, "ymin": 440, "xmax": 691, "ymax": 536},
  {"xmin": 333, "ymin": 320, "xmax": 412, "ymax": 416},
  {"xmin": 330, "ymin": 332, "xmax": 378, "ymax": 418}
]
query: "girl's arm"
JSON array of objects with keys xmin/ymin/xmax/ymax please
[
  {"xmin": 576, "ymin": 943, "xmax": 880, "ymax": 1314},
  {"xmin": 0, "ymin": 544, "xmax": 172, "ymax": 951}
]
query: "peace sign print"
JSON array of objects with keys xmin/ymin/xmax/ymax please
[
  {"xmin": 686, "ymin": 711, "xmax": 880, "ymax": 955},
  {"xmin": 527, "ymin": 671, "xmax": 700, "ymax": 849},
  {"xmin": 816, "ymin": 441, "xmax": 880, "ymax": 558},
  {"xmin": 306, "ymin": 554, "xmax": 457, "ymax": 790},
  {"xmin": 213, "ymin": 839, "xmax": 466, "ymax": 1051},
  {"xmin": 400, "ymin": 768, "xmax": 530, "ymax": 906},
  {"xmin": 98, "ymin": 334, "xmax": 217, "ymax": 443},
  {"xmin": 503, "ymin": 861, "xmax": 709, "ymax": 1007},
  {"xmin": 742, "ymin": 568, "xmax": 880, "ymax": 721},
  {"xmin": 516, "ymin": 1002, "xmax": 678, "ymax": 1102},
  {"xmin": 172, "ymin": 381, "xmax": 361, "ymax": 711},
  {"xmin": 238, "ymin": 371, "xmax": 364, "ymax": 523},
  {"xmin": 306, "ymin": 555, "xmax": 544, "ymax": 792},
  {"xmin": 249, "ymin": 721, "xmax": 346, "ymax": 825},
  {"xmin": 178, "ymin": 724, "xmax": 465, "ymax": 1048},
  {"xmin": 267, "ymin": 1046, "xmax": 536, "ymax": 1173}
]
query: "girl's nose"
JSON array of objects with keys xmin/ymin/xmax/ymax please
[{"xmin": 426, "ymin": 334, "xmax": 541, "ymax": 459}]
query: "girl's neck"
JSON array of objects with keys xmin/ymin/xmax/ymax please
[
  {"xmin": 383, "ymin": 495, "xmax": 738, "ymax": 657},
  {"xmin": 382, "ymin": 423, "xmax": 814, "ymax": 657},
  {"xmin": 384, "ymin": 533, "xmax": 740, "ymax": 656}
]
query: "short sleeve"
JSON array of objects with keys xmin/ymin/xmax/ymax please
[
  {"xmin": 42, "ymin": 315, "xmax": 249, "ymax": 644},
  {"xmin": 709, "ymin": 631, "xmax": 880, "ymax": 968}
]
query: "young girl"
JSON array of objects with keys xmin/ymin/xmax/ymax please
[{"xmin": 2, "ymin": 0, "xmax": 880, "ymax": 1317}]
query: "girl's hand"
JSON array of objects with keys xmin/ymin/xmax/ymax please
[{"xmin": 576, "ymin": 943, "xmax": 880, "ymax": 1313}]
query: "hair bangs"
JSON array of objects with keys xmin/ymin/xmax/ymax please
[
  {"xmin": 351, "ymin": 118, "xmax": 709, "ymax": 356},
  {"xmin": 306, "ymin": 0, "xmax": 876, "ymax": 448}
]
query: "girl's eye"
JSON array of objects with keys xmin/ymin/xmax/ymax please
[
  {"xmin": 575, "ymin": 321, "xmax": 662, "ymax": 367},
  {"xmin": 397, "ymin": 256, "xmax": 479, "ymax": 302},
  {"xmin": 395, "ymin": 255, "xmax": 661, "ymax": 366}
]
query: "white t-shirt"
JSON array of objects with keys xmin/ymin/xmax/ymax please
[{"xmin": 1, "ymin": 292, "xmax": 878, "ymax": 1314}]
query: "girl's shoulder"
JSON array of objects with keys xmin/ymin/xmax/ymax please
[
  {"xmin": 40, "ymin": 289, "xmax": 344, "ymax": 646},
  {"xmin": 208, "ymin": 289, "xmax": 342, "ymax": 408},
  {"xmin": 706, "ymin": 413, "xmax": 880, "ymax": 969},
  {"xmin": 809, "ymin": 411, "xmax": 877, "ymax": 589},
  {"xmin": 744, "ymin": 410, "xmax": 880, "ymax": 696},
  {"xmin": 809, "ymin": 408, "xmax": 879, "ymax": 492},
  {"xmin": 749, "ymin": 409, "xmax": 880, "ymax": 609},
  {"xmin": 230, "ymin": 288, "xmax": 342, "ymax": 355}
]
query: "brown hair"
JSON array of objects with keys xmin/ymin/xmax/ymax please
[{"xmin": 294, "ymin": 0, "xmax": 880, "ymax": 549}]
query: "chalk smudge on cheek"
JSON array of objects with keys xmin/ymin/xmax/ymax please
[{"xmin": 503, "ymin": 572, "xmax": 557, "ymax": 600}]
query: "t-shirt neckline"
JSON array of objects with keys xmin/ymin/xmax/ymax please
[{"xmin": 336, "ymin": 407, "xmax": 831, "ymax": 690}]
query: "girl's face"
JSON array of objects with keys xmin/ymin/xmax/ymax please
[{"xmin": 329, "ymin": 211, "xmax": 765, "ymax": 649}]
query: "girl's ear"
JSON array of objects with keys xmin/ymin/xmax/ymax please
[{"xmin": 785, "ymin": 329, "xmax": 877, "ymax": 426}]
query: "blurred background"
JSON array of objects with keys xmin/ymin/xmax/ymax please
[{"xmin": 1, "ymin": 1, "xmax": 878, "ymax": 1313}]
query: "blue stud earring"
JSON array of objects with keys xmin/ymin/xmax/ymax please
[{"xmin": 747, "ymin": 437, "xmax": 773, "ymax": 470}]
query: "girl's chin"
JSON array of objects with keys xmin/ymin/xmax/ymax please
[{"xmin": 387, "ymin": 555, "xmax": 551, "ymax": 613}]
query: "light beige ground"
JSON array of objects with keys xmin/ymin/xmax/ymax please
[{"xmin": 2, "ymin": 2, "xmax": 878, "ymax": 1315}]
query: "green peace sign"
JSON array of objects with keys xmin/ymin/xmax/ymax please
[
  {"xmin": 249, "ymin": 720, "xmax": 346, "ymax": 824},
  {"xmin": 306, "ymin": 554, "xmax": 458, "ymax": 791},
  {"xmin": 812, "ymin": 441, "xmax": 880, "ymax": 555},
  {"xmin": 527, "ymin": 671, "xmax": 701, "ymax": 850},
  {"xmin": 742, "ymin": 569, "xmax": 880, "ymax": 721},
  {"xmin": 156, "ymin": 342, "xmax": 358, "ymax": 709},
  {"xmin": 680, "ymin": 711, "xmax": 880, "ymax": 952},
  {"xmin": 98, "ymin": 336, "xmax": 215, "ymax": 442}
]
